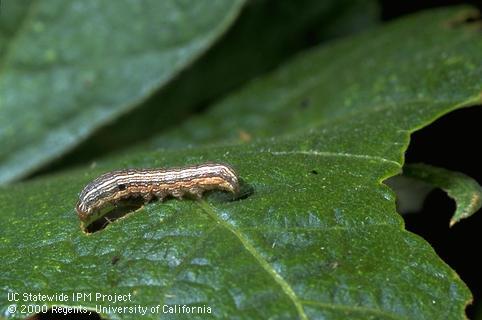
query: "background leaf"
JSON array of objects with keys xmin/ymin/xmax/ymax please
[
  {"xmin": 1, "ymin": 5, "xmax": 481, "ymax": 320},
  {"xmin": 138, "ymin": 8, "xmax": 481, "ymax": 152},
  {"xmin": 402, "ymin": 163, "xmax": 482, "ymax": 226},
  {"xmin": 0, "ymin": 0, "xmax": 245, "ymax": 184},
  {"xmin": 384, "ymin": 173, "xmax": 434, "ymax": 215},
  {"xmin": 37, "ymin": 0, "xmax": 381, "ymax": 172}
]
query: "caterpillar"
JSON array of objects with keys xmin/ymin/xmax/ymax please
[{"xmin": 76, "ymin": 163, "xmax": 240, "ymax": 224}]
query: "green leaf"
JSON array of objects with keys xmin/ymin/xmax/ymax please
[
  {"xmin": 1, "ymin": 6, "xmax": 481, "ymax": 320},
  {"xmin": 0, "ymin": 0, "xmax": 245, "ymax": 184},
  {"xmin": 401, "ymin": 163, "xmax": 482, "ymax": 226},
  {"xmin": 44, "ymin": 0, "xmax": 380, "ymax": 170},
  {"xmin": 143, "ymin": 7, "xmax": 482, "ymax": 150}
]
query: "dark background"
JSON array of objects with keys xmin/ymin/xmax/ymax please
[{"xmin": 381, "ymin": 0, "xmax": 482, "ymax": 20}]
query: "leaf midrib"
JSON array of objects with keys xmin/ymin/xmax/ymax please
[{"xmin": 199, "ymin": 200, "xmax": 309, "ymax": 320}]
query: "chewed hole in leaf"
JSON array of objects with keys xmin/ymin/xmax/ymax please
[{"xmin": 83, "ymin": 197, "xmax": 145, "ymax": 233}]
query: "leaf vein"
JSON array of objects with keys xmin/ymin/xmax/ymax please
[
  {"xmin": 199, "ymin": 201, "xmax": 308, "ymax": 320},
  {"xmin": 266, "ymin": 150, "xmax": 401, "ymax": 167}
]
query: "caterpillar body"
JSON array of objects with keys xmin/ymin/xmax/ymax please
[{"xmin": 76, "ymin": 163, "xmax": 239, "ymax": 223}]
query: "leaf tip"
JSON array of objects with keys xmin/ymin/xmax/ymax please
[{"xmin": 449, "ymin": 218, "xmax": 457, "ymax": 228}]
